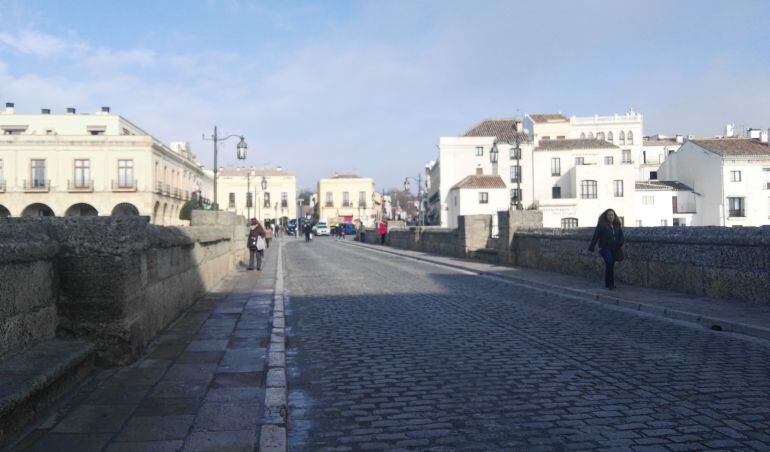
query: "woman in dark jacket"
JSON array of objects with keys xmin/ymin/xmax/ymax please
[{"xmin": 588, "ymin": 209, "xmax": 624, "ymax": 289}]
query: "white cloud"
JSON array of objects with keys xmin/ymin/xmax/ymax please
[{"xmin": 0, "ymin": 29, "xmax": 69, "ymax": 57}]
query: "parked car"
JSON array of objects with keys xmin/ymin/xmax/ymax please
[
  {"xmin": 287, "ymin": 219, "xmax": 298, "ymax": 236},
  {"xmin": 339, "ymin": 222, "xmax": 357, "ymax": 236},
  {"xmin": 313, "ymin": 222, "xmax": 330, "ymax": 236}
]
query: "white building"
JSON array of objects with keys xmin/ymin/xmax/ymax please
[
  {"xmin": 427, "ymin": 119, "xmax": 532, "ymax": 227},
  {"xmin": 0, "ymin": 102, "xmax": 210, "ymax": 224},
  {"xmin": 658, "ymin": 137, "xmax": 770, "ymax": 226},
  {"xmin": 639, "ymin": 135, "xmax": 683, "ymax": 181},
  {"xmin": 212, "ymin": 167, "xmax": 297, "ymax": 226},
  {"xmin": 317, "ymin": 174, "xmax": 377, "ymax": 227},
  {"xmin": 634, "ymin": 180, "xmax": 698, "ymax": 227},
  {"xmin": 446, "ymin": 172, "xmax": 508, "ymax": 229},
  {"xmin": 533, "ymin": 138, "xmax": 637, "ymax": 228}
]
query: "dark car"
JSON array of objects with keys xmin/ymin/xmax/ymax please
[
  {"xmin": 287, "ymin": 219, "xmax": 298, "ymax": 236},
  {"xmin": 339, "ymin": 223, "xmax": 357, "ymax": 236}
]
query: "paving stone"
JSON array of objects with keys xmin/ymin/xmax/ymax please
[
  {"xmin": 52, "ymin": 404, "xmax": 136, "ymax": 433},
  {"xmin": 116, "ymin": 415, "xmax": 196, "ymax": 441},
  {"xmin": 191, "ymin": 402, "xmax": 261, "ymax": 431},
  {"xmin": 134, "ymin": 397, "xmax": 203, "ymax": 416},
  {"xmin": 105, "ymin": 440, "xmax": 184, "ymax": 452},
  {"xmin": 182, "ymin": 429, "xmax": 257, "ymax": 451},
  {"xmin": 152, "ymin": 379, "xmax": 211, "ymax": 398}
]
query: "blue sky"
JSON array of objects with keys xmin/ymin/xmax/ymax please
[{"xmin": 1, "ymin": 0, "xmax": 769, "ymax": 190}]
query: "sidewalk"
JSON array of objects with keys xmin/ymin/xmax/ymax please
[
  {"xmin": 345, "ymin": 241, "xmax": 770, "ymax": 342},
  {"xmin": 10, "ymin": 241, "xmax": 282, "ymax": 452}
]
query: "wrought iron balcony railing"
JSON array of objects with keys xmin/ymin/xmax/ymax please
[
  {"xmin": 112, "ymin": 180, "xmax": 138, "ymax": 191},
  {"xmin": 23, "ymin": 180, "xmax": 50, "ymax": 192},
  {"xmin": 68, "ymin": 180, "xmax": 94, "ymax": 192}
]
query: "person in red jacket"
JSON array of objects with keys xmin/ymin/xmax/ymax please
[{"xmin": 378, "ymin": 220, "xmax": 387, "ymax": 245}]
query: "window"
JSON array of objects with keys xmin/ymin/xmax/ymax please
[
  {"xmin": 556, "ymin": 135, "xmax": 565, "ymax": 140},
  {"xmin": 619, "ymin": 131, "xmax": 625, "ymax": 145},
  {"xmin": 627, "ymin": 131, "xmax": 634, "ymax": 144},
  {"xmin": 510, "ymin": 147, "xmax": 521, "ymax": 159},
  {"xmin": 31, "ymin": 159, "xmax": 46, "ymax": 187},
  {"xmin": 604, "ymin": 156, "xmax": 614, "ymax": 165},
  {"xmin": 607, "ymin": 131, "xmax": 614, "ymax": 143},
  {"xmin": 479, "ymin": 192, "xmax": 489, "ymax": 204},
  {"xmin": 561, "ymin": 218, "xmax": 578, "ymax": 228},
  {"xmin": 325, "ymin": 191, "xmax": 333, "ymax": 207},
  {"xmin": 650, "ymin": 171, "xmax": 658, "ymax": 180},
  {"xmin": 343, "ymin": 191, "xmax": 350, "ymax": 206},
  {"xmin": 475, "ymin": 146, "xmax": 484, "ymax": 156},
  {"xmin": 580, "ymin": 180, "xmax": 597, "ymax": 199},
  {"xmin": 575, "ymin": 157, "xmax": 585, "ymax": 165},
  {"xmin": 635, "ymin": 220, "xmax": 642, "ymax": 227},
  {"xmin": 622, "ymin": 150, "xmax": 632, "ymax": 163},
  {"xmin": 643, "ymin": 196, "xmax": 655, "ymax": 205},
  {"xmin": 730, "ymin": 170, "xmax": 742, "ymax": 182},
  {"xmin": 359, "ymin": 191, "xmax": 366, "ymax": 207},
  {"xmin": 661, "ymin": 219, "xmax": 668, "ymax": 226},
  {"xmin": 613, "ymin": 180, "xmax": 624, "ymax": 197},
  {"xmin": 510, "ymin": 188, "xmax": 522, "ymax": 204},
  {"xmin": 246, "ymin": 192, "xmax": 253, "ymax": 208},
  {"xmin": 118, "ymin": 159, "xmax": 134, "ymax": 187},
  {"xmin": 264, "ymin": 192, "xmax": 271, "ymax": 208},
  {"xmin": 228, "ymin": 193, "xmax": 235, "ymax": 208},
  {"xmin": 552, "ymin": 186, "xmax": 561, "ymax": 199},
  {"xmin": 73, "ymin": 159, "xmax": 90, "ymax": 188},
  {"xmin": 728, "ymin": 197, "xmax": 745, "ymax": 217},
  {"xmin": 281, "ymin": 192, "xmax": 288, "ymax": 208},
  {"xmin": 510, "ymin": 165, "xmax": 522, "ymax": 183},
  {"xmin": 597, "ymin": 132, "xmax": 605, "ymax": 140},
  {"xmin": 551, "ymin": 158, "xmax": 561, "ymax": 176},
  {"xmin": 673, "ymin": 218, "xmax": 684, "ymax": 226},
  {"xmin": 542, "ymin": 136, "xmax": 550, "ymax": 140}
]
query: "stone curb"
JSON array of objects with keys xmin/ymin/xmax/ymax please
[
  {"xmin": 344, "ymin": 241, "xmax": 770, "ymax": 343},
  {"xmin": 259, "ymin": 241, "xmax": 287, "ymax": 452}
]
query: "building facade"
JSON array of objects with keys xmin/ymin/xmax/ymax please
[
  {"xmin": 658, "ymin": 138, "xmax": 770, "ymax": 226},
  {"xmin": 213, "ymin": 167, "xmax": 297, "ymax": 226},
  {"xmin": 446, "ymin": 173, "xmax": 508, "ymax": 229},
  {"xmin": 317, "ymin": 174, "xmax": 377, "ymax": 227},
  {"xmin": 0, "ymin": 103, "xmax": 209, "ymax": 225},
  {"xmin": 633, "ymin": 181, "xmax": 698, "ymax": 227}
]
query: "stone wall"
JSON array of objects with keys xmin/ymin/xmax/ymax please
[
  {"xmin": 0, "ymin": 222, "xmax": 60, "ymax": 356},
  {"xmin": 0, "ymin": 212, "xmax": 247, "ymax": 364},
  {"xmin": 513, "ymin": 226, "xmax": 770, "ymax": 305}
]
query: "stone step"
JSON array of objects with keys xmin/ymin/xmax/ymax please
[{"xmin": 0, "ymin": 339, "xmax": 95, "ymax": 449}]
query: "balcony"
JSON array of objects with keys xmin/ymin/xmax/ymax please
[
  {"xmin": 172, "ymin": 187, "xmax": 180, "ymax": 199},
  {"xmin": 281, "ymin": 201, "xmax": 288, "ymax": 208},
  {"xmin": 325, "ymin": 202, "xmax": 333, "ymax": 207},
  {"xmin": 342, "ymin": 201, "xmax": 351, "ymax": 207},
  {"xmin": 112, "ymin": 180, "xmax": 138, "ymax": 192},
  {"xmin": 184, "ymin": 190, "xmax": 190, "ymax": 200},
  {"xmin": 155, "ymin": 181, "xmax": 163, "ymax": 194},
  {"xmin": 23, "ymin": 180, "xmax": 50, "ymax": 192},
  {"xmin": 68, "ymin": 180, "xmax": 94, "ymax": 192},
  {"xmin": 164, "ymin": 184, "xmax": 170, "ymax": 196},
  {"xmin": 358, "ymin": 202, "xmax": 367, "ymax": 209},
  {"xmin": 729, "ymin": 209, "xmax": 745, "ymax": 218}
]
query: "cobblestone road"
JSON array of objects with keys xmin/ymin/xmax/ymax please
[{"xmin": 285, "ymin": 238, "xmax": 770, "ymax": 451}]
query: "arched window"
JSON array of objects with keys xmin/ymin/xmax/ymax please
[
  {"xmin": 627, "ymin": 131, "xmax": 634, "ymax": 144},
  {"xmin": 597, "ymin": 132, "xmax": 605, "ymax": 140},
  {"xmin": 580, "ymin": 132, "xmax": 586, "ymax": 139},
  {"xmin": 588, "ymin": 132, "xmax": 595, "ymax": 139},
  {"xmin": 561, "ymin": 217, "xmax": 578, "ymax": 228},
  {"xmin": 619, "ymin": 131, "xmax": 625, "ymax": 144},
  {"xmin": 580, "ymin": 180, "xmax": 598, "ymax": 199},
  {"xmin": 607, "ymin": 131, "xmax": 613, "ymax": 142}
]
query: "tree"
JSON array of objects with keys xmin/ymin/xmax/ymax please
[{"xmin": 298, "ymin": 189, "xmax": 314, "ymax": 205}]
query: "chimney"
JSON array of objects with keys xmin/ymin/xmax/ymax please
[
  {"xmin": 725, "ymin": 123, "xmax": 735, "ymax": 137},
  {"xmin": 66, "ymin": 107, "xmax": 76, "ymax": 114},
  {"xmin": 675, "ymin": 134, "xmax": 683, "ymax": 144},
  {"xmin": 475, "ymin": 167, "xmax": 483, "ymax": 175},
  {"xmin": 41, "ymin": 108, "xmax": 51, "ymax": 115},
  {"xmin": 761, "ymin": 129, "xmax": 769, "ymax": 144},
  {"xmin": 101, "ymin": 106, "xmax": 110, "ymax": 113},
  {"xmin": 4, "ymin": 102, "xmax": 15, "ymax": 114}
]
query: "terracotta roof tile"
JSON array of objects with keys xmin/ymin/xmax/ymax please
[
  {"xmin": 528, "ymin": 113, "xmax": 568, "ymax": 123},
  {"xmin": 450, "ymin": 175, "xmax": 507, "ymax": 190},
  {"xmin": 462, "ymin": 119, "xmax": 530, "ymax": 144},
  {"xmin": 690, "ymin": 138, "xmax": 770, "ymax": 157},
  {"xmin": 535, "ymin": 139, "xmax": 618, "ymax": 151}
]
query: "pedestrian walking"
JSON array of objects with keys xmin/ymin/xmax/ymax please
[
  {"xmin": 265, "ymin": 225, "xmax": 273, "ymax": 248},
  {"xmin": 379, "ymin": 220, "xmax": 387, "ymax": 245},
  {"xmin": 588, "ymin": 209, "xmax": 625, "ymax": 289},
  {"xmin": 339, "ymin": 224, "xmax": 346, "ymax": 241},
  {"xmin": 303, "ymin": 222, "xmax": 312, "ymax": 243},
  {"xmin": 247, "ymin": 218, "xmax": 267, "ymax": 271}
]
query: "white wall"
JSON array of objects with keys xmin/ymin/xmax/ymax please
[{"xmin": 447, "ymin": 187, "xmax": 507, "ymax": 229}]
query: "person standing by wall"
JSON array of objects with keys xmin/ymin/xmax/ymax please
[
  {"xmin": 247, "ymin": 218, "xmax": 267, "ymax": 271},
  {"xmin": 379, "ymin": 220, "xmax": 387, "ymax": 245},
  {"xmin": 588, "ymin": 209, "xmax": 624, "ymax": 289}
]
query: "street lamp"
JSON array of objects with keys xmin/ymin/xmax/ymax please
[
  {"xmin": 490, "ymin": 146, "xmax": 499, "ymax": 163},
  {"xmin": 404, "ymin": 175, "xmax": 426, "ymax": 226},
  {"xmin": 202, "ymin": 126, "xmax": 247, "ymax": 210}
]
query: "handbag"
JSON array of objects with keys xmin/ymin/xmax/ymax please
[
  {"xmin": 256, "ymin": 236, "xmax": 266, "ymax": 251},
  {"xmin": 613, "ymin": 246, "xmax": 625, "ymax": 262}
]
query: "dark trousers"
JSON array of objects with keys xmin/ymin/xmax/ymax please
[
  {"xmin": 599, "ymin": 247, "xmax": 615, "ymax": 288},
  {"xmin": 266, "ymin": 238, "xmax": 271, "ymax": 248},
  {"xmin": 249, "ymin": 249, "xmax": 263, "ymax": 270},
  {"xmin": 304, "ymin": 232, "xmax": 311, "ymax": 242},
  {"xmin": 380, "ymin": 233, "xmax": 386, "ymax": 245}
]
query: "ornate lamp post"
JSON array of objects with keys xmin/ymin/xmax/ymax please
[
  {"xmin": 403, "ymin": 175, "xmax": 426, "ymax": 226},
  {"xmin": 203, "ymin": 126, "xmax": 247, "ymax": 210}
]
